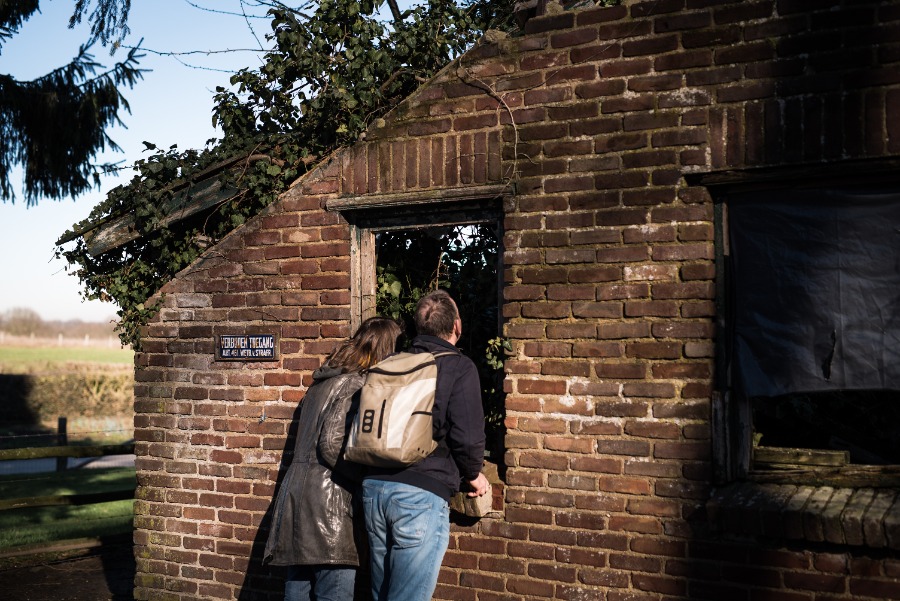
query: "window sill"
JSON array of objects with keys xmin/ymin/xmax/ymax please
[{"xmin": 707, "ymin": 481, "xmax": 900, "ymax": 549}]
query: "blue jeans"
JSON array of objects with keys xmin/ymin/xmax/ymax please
[
  {"xmin": 362, "ymin": 480, "xmax": 450, "ymax": 601},
  {"xmin": 284, "ymin": 564, "xmax": 356, "ymax": 601}
]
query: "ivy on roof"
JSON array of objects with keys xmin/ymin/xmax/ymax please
[{"xmin": 55, "ymin": 0, "xmax": 517, "ymax": 348}]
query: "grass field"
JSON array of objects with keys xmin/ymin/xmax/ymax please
[
  {"xmin": 0, "ymin": 342, "xmax": 135, "ymax": 429},
  {"xmin": 0, "ymin": 467, "xmax": 136, "ymax": 498},
  {"xmin": 0, "ymin": 345, "xmax": 134, "ymax": 373},
  {"xmin": 0, "ymin": 468, "xmax": 135, "ymax": 550},
  {"xmin": 0, "ymin": 343, "xmax": 137, "ymax": 553},
  {"xmin": 0, "ymin": 501, "xmax": 134, "ymax": 550}
]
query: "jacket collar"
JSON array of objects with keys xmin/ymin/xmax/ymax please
[
  {"xmin": 312, "ymin": 365, "xmax": 343, "ymax": 381},
  {"xmin": 412, "ymin": 335, "xmax": 459, "ymax": 353}
]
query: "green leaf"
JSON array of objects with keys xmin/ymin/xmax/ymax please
[{"xmin": 55, "ymin": 0, "xmax": 530, "ymax": 347}]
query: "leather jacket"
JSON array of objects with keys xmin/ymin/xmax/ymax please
[{"xmin": 263, "ymin": 366, "xmax": 365, "ymax": 566}]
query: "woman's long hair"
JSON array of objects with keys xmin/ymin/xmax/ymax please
[{"xmin": 325, "ymin": 317, "xmax": 402, "ymax": 373}]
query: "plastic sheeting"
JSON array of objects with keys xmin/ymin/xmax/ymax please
[{"xmin": 728, "ymin": 187, "xmax": 900, "ymax": 398}]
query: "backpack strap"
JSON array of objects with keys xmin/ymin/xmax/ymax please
[{"xmin": 429, "ymin": 349, "xmax": 460, "ymax": 458}]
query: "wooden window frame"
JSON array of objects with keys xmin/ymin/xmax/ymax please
[{"xmin": 326, "ymin": 185, "xmax": 508, "ymax": 331}]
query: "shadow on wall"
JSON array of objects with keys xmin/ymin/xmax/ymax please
[
  {"xmin": 683, "ymin": 2, "xmax": 898, "ymax": 598},
  {"xmin": 741, "ymin": 3, "xmax": 889, "ymax": 168},
  {"xmin": 236, "ymin": 400, "xmax": 301, "ymax": 601}
]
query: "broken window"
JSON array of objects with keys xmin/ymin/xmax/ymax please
[{"xmin": 716, "ymin": 183, "xmax": 900, "ymax": 480}]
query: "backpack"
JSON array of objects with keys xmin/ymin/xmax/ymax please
[{"xmin": 344, "ymin": 350, "xmax": 455, "ymax": 467}]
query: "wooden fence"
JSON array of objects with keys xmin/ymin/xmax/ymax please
[{"xmin": 0, "ymin": 425, "xmax": 135, "ymax": 511}]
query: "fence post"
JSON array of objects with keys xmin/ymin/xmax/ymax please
[{"xmin": 56, "ymin": 417, "xmax": 68, "ymax": 472}]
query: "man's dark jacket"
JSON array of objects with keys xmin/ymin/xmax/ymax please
[{"xmin": 364, "ymin": 335, "xmax": 485, "ymax": 501}]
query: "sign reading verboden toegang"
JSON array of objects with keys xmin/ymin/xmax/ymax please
[{"xmin": 216, "ymin": 333, "xmax": 279, "ymax": 361}]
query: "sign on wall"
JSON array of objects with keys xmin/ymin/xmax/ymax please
[{"xmin": 215, "ymin": 333, "xmax": 279, "ymax": 361}]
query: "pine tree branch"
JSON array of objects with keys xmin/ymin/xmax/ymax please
[{"xmin": 7, "ymin": 44, "xmax": 146, "ymax": 92}]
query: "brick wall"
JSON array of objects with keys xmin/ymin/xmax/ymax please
[{"xmin": 133, "ymin": 1, "xmax": 900, "ymax": 599}]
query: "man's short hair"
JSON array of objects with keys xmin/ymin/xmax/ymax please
[{"xmin": 415, "ymin": 290, "xmax": 458, "ymax": 338}]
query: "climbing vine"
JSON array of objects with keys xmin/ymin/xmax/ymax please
[
  {"xmin": 57, "ymin": 0, "xmax": 622, "ymax": 348},
  {"xmin": 57, "ymin": 0, "xmax": 515, "ymax": 348}
]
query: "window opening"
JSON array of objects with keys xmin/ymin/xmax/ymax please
[
  {"xmin": 752, "ymin": 391, "xmax": 900, "ymax": 466},
  {"xmin": 716, "ymin": 182, "xmax": 900, "ymax": 480},
  {"xmin": 374, "ymin": 224, "xmax": 505, "ymax": 463},
  {"xmin": 337, "ymin": 191, "xmax": 507, "ymax": 471}
]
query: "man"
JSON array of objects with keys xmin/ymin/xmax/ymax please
[{"xmin": 362, "ymin": 289, "xmax": 490, "ymax": 601}]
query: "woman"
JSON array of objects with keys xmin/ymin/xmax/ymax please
[{"xmin": 264, "ymin": 317, "xmax": 402, "ymax": 601}]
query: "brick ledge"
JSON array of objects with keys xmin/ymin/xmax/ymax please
[{"xmin": 707, "ymin": 482, "xmax": 900, "ymax": 549}]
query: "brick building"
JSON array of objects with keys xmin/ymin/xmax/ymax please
[{"xmin": 125, "ymin": 0, "xmax": 900, "ymax": 599}]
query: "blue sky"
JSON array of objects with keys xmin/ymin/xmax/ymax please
[{"xmin": 0, "ymin": 0, "xmax": 274, "ymax": 322}]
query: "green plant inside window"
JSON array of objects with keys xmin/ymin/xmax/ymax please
[{"xmin": 375, "ymin": 224, "xmax": 508, "ymax": 463}]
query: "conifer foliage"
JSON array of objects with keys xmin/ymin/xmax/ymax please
[{"xmin": 0, "ymin": 0, "xmax": 143, "ymax": 205}]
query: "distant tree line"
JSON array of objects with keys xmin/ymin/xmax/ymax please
[{"xmin": 0, "ymin": 307, "xmax": 117, "ymax": 339}]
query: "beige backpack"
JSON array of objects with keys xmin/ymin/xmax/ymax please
[{"xmin": 344, "ymin": 351, "xmax": 454, "ymax": 467}]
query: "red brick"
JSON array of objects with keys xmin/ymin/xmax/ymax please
[
  {"xmin": 548, "ymin": 284, "xmax": 594, "ymax": 301},
  {"xmin": 597, "ymin": 439, "xmax": 651, "ymax": 457},
  {"xmin": 569, "ymin": 266, "xmax": 621, "ymax": 283},
  {"xmin": 623, "ymin": 34, "xmax": 679, "ymax": 57},
  {"xmin": 623, "ymin": 382, "xmax": 677, "ymax": 398},
  {"xmin": 783, "ymin": 572, "xmax": 847, "ymax": 593},
  {"xmin": 521, "ymin": 51, "xmax": 568, "ymax": 71},
  {"xmin": 575, "ymin": 79, "xmax": 627, "ymax": 100},
  {"xmin": 544, "ymin": 175, "xmax": 595, "ymax": 193},
  {"xmin": 407, "ymin": 118, "xmax": 451, "ymax": 136},
  {"xmin": 453, "ymin": 113, "xmax": 497, "ymax": 131},
  {"xmin": 551, "ymin": 27, "xmax": 599, "ymax": 48},
  {"xmin": 851, "ymin": 578, "xmax": 900, "ymax": 598},
  {"xmin": 625, "ymin": 301, "xmax": 679, "ymax": 318},
  {"xmin": 524, "ymin": 11, "xmax": 575, "ymax": 34},
  {"xmin": 633, "ymin": 574, "xmax": 686, "ymax": 595},
  {"xmin": 596, "ymin": 170, "xmax": 650, "ymax": 189},
  {"xmin": 545, "ymin": 436, "xmax": 595, "ymax": 454},
  {"xmin": 595, "ymin": 133, "xmax": 647, "ymax": 152},
  {"xmin": 573, "ymin": 341, "xmax": 623, "ymax": 358},
  {"xmin": 717, "ymin": 80, "xmax": 777, "ymax": 103},
  {"xmin": 551, "ymin": 64, "xmax": 598, "ymax": 83},
  {"xmin": 546, "ymin": 322, "xmax": 597, "ymax": 338},
  {"xmin": 595, "ymin": 362, "xmax": 648, "ymax": 379},
  {"xmin": 579, "ymin": 570, "xmax": 631, "ymax": 588},
  {"xmin": 527, "ymin": 563, "xmax": 577, "ymax": 583},
  {"xmin": 577, "ymin": 4, "xmax": 629, "ymax": 25},
  {"xmin": 629, "ymin": 74, "xmax": 684, "ymax": 92},
  {"xmin": 602, "ymin": 94, "xmax": 655, "ymax": 113},
  {"xmin": 518, "ymin": 379, "xmax": 567, "ymax": 395}
]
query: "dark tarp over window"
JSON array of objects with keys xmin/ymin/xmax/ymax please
[{"xmin": 728, "ymin": 187, "xmax": 900, "ymax": 398}]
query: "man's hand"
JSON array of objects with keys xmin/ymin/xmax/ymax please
[{"xmin": 466, "ymin": 472, "xmax": 489, "ymax": 497}]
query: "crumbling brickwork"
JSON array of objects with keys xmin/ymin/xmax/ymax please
[{"xmin": 133, "ymin": 1, "xmax": 900, "ymax": 599}]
